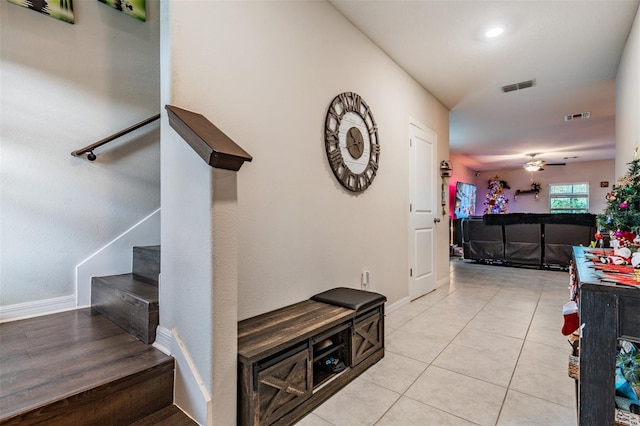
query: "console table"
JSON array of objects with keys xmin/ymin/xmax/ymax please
[
  {"xmin": 573, "ymin": 247, "xmax": 640, "ymax": 425},
  {"xmin": 238, "ymin": 289, "xmax": 385, "ymax": 425}
]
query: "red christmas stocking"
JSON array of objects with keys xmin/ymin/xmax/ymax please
[{"xmin": 562, "ymin": 301, "xmax": 580, "ymax": 336}]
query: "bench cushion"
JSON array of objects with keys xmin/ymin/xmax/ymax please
[{"xmin": 311, "ymin": 287, "xmax": 386, "ymax": 312}]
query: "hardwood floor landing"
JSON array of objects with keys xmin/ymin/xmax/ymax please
[
  {"xmin": 0, "ymin": 309, "xmax": 175, "ymax": 423},
  {"xmin": 130, "ymin": 405, "xmax": 198, "ymax": 425}
]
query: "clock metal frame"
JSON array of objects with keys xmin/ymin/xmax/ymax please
[{"xmin": 324, "ymin": 92, "xmax": 380, "ymax": 193}]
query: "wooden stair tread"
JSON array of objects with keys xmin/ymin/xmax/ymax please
[
  {"xmin": 130, "ymin": 405, "xmax": 198, "ymax": 425},
  {"xmin": 92, "ymin": 273, "xmax": 159, "ymax": 303},
  {"xmin": 0, "ymin": 309, "xmax": 173, "ymax": 423}
]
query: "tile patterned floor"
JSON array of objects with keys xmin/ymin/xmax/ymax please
[{"xmin": 297, "ymin": 259, "xmax": 577, "ymax": 426}]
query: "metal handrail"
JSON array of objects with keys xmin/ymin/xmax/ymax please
[{"xmin": 71, "ymin": 113, "xmax": 160, "ymax": 161}]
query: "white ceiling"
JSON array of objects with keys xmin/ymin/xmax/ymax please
[{"xmin": 330, "ymin": 0, "xmax": 639, "ymax": 171}]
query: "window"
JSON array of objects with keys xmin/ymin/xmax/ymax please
[{"xmin": 550, "ymin": 183, "xmax": 589, "ymax": 213}]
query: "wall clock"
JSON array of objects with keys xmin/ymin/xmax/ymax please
[{"xmin": 324, "ymin": 92, "xmax": 380, "ymax": 192}]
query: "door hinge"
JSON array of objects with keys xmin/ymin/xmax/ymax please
[
  {"xmin": 410, "ymin": 268, "xmax": 413, "ymax": 277},
  {"xmin": 410, "ymin": 203, "xmax": 412, "ymax": 212}
]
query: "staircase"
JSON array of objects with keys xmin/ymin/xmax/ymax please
[
  {"xmin": 92, "ymin": 245, "xmax": 160, "ymax": 344},
  {"xmin": 0, "ymin": 245, "xmax": 197, "ymax": 425}
]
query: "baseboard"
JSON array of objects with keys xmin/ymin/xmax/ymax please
[
  {"xmin": 385, "ymin": 296, "xmax": 411, "ymax": 315},
  {"xmin": 172, "ymin": 328, "xmax": 211, "ymax": 426},
  {"xmin": 0, "ymin": 295, "xmax": 77, "ymax": 323},
  {"xmin": 153, "ymin": 325, "xmax": 173, "ymax": 355},
  {"xmin": 437, "ymin": 275, "xmax": 450, "ymax": 289}
]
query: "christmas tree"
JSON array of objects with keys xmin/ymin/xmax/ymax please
[
  {"xmin": 484, "ymin": 176, "xmax": 509, "ymax": 214},
  {"xmin": 598, "ymin": 153, "xmax": 640, "ymax": 235}
]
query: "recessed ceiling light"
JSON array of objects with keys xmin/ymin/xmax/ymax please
[{"xmin": 485, "ymin": 27, "xmax": 504, "ymax": 38}]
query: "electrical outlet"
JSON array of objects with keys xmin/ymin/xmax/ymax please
[{"xmin": 361, "ymin": 270, "xmax": 370, "ymax": 290}]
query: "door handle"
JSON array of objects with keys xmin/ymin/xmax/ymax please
[{"xmin": 434, "ymin": 218, "xmax": 441, "ymax": 223}]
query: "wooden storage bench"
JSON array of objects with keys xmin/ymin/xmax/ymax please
[{"xmin": 238, "ymin": 288, "xmax": 385, "ymax": 426}]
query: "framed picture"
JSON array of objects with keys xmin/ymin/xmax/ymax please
[
  {"xmin": 600, "ymin": 181, "xmax": 609, "ymax": 188},
  {"xmin": 8, "ymin": 0, "xmax": 74, "ymax": 24},
  {"xmin": 98, "ymin": 0, "xmax": 146, "ymax": 22}
]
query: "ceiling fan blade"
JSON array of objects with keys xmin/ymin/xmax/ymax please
[{"xmin": 545, "ymin": 163, "xmax": 566, "ymax": 166}]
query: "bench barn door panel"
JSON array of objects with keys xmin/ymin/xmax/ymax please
[
  {"xmin": 256, "ymin": 348, "xmax": 312, "ymax": 425},
  {"xmin": 352, "ymin": 310, "xmax": 382, "ymax": 366}
]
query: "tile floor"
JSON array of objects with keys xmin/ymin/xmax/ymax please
[{"xmin": 297, "ymin": 259, "xmax": 577, "ymax": 426}]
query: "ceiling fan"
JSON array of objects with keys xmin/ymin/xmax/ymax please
[{"xmin": 523, "ymin": 154, "xmax": 566, "ymax": 172}]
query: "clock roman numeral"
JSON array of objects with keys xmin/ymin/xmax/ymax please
[
  {"xmin": 362, "ymin": 171, "xmax": 373, "ymax": 187},
  {"xmin": 354, "ymin": 175, "xmax": 363, "ymax": 192},
  {"xmin": 343, "ymin": 168, "xmax": 357, "ymax": 184},
  {"xmin": 356, "ymin": 173, "xmax": 372, "ymax": 192},
  {"xmin": 348, "ymin": 172, "xmax": 358, "ymax": 191},
  {"xmin": 371, "ymin": 143, "xmax": 380, "ymax": 154},
  {"xmin": 325, "ymin": 127, "xmax": 339, "ymax": 142},
  {"xmin": 353, "ymin": 93, "xmax": 362, "ymax": 113},
  {"xmin": 339, "ymin": 165, "xmax": 351, "ymax": 182},
  {"xmin": 368, "ymin": 124, "xmax": 378, "ymax": 135},
  {"xmin": 361, "ymin": 103, "xmax": 370, "ymax": 119},
  {"xmin": 328, "ymin": 104, "xmax": 343, "ymax": 122},
  {"xmin": 328, "ymin": 148, "xmax": 343, "ymax": 169},
  {"xmin": 338, "ymin": 93, "xmax": 351, "ymax": 111}
]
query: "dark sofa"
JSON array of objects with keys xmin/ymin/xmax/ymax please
[{"xmin": 461, "ymin": 213, "xmax": 596, "ymax": 268}]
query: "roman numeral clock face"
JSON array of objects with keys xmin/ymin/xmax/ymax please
[{"xmin": 325, "ymin": 92, "xmax": 380, "ymax": 192}]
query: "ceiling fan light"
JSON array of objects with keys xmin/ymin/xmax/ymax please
[{"xmin": 525, "ymin": 163, "xmax": 541, "ymax": 172}]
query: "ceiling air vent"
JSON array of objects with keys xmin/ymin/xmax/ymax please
[
  {"xmin": 564, "ymin": 112, "xmax": 591, "ymax": 122},
  {"xmin": 501, "ymin": 79, "xmax": 536, "ymax": 93}
]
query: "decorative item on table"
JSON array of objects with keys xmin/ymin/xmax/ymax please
[
  {"xmin": 597, "ymin": 148, "xmax": 640, "ymax": 256},
  {"xmin": 600, "ymin": 253, "xmax": 631, "ymax": 265},
  {"xmin": 594, "ymin": 231, "xmax": 605, "ymax": 249}
]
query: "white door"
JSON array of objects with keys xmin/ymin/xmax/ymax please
[{"xmin": 408, "ymin": 121, "xmax": 437, "ymax": 300}]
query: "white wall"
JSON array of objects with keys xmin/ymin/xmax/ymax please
[
  {"xmin": 616, "ymin": 6, "xmax": 640, "ymax": 174},
  {"xmin": 473, "ymin": 159, "xmax": 614, "ymax": 215},
  {"xmin": 164, "ymin": 2, "xmax": 449, "ymax": 419},
  {"xmin": 75, "ymin": 209, "xmax": 160, "ymax": 307},
  {"xmin": 0, "ymin": 1, "xmax": 161, "ymax": 307},
  {"xmin": 167, "ymin": 0, "xmax": 449, "ymax": 322}
]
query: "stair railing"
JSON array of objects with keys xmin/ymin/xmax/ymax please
[{"xmin": 71, "ymin": 113, "xmax": 160, "ymax": 161}]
